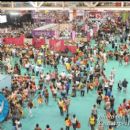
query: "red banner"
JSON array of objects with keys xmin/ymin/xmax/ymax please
[
  {"xmin": 3, "ymin": 35, "xmax": 25, "ymax": 46},
  {"xmin": 32, "ymin": 38, "xmax": 45, "ymax": 48},
  {"xmin": 65, "ymin": 45, "xmax": 77, "ymax": 53},
  {"xmin": 49, "ymin": 39, "xmax": 65, "ymax": 52},
  {"xmin": 14, "ymin": 34, "xmax": 25, "ymax": 46}
]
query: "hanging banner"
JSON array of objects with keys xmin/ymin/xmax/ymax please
[
  {"xmin": 32, "ymin": 38, "xmax": 45, "ymax": 48},
  {"xmin": 49, "ymin": 39, "xmax": 65, "ymax": 52},
  {"xmin": 72, "ymin": 31, "xmax": 76, "ymax": 41},
  {"xmin": 3, "ymin": 35, "xmax": 25, "ymax": 46}
]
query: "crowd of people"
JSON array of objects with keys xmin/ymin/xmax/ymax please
[{"xmin": 0, "ymin": 12, "xmax": 130, "ymax": 130}]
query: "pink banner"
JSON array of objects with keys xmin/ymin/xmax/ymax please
[
  {"xmin": 55, "ymin": 30, "xmax": 59, "ymax": 39},
  {"xmin": 84, "ymin": 24, "xmax": 88, "ymax": 32},
  {"xmin": 87, "ymin": 32, "xmax": 91, "ymax": 42},
  {"xmin": 32, "ymin": 38, "xmax": 45, "ymax": 48},
  {"xmin": 72, "ymin": 31, "xmax": 76, "ymax": 41},
  {"xmin": 49, "ymin": 39, "xmax": 65, "ymax": 52}
]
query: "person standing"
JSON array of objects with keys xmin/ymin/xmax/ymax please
[
  {"xmin": 65, "ymin": 114, "xmax": 71, "ymax": 130},
  {"xmin": 97, "ymin": 121, "xmax": 104, "ymax": 130},
  {"xmin": 124, "ymin": 108, "xmax": 129, "ymax": 125},
  {"xmin": 117, "ymin": 80, "xmax": 122, "ymax": 92},
  {"xmin": 58, "ymin": 98, "xmax": 64, "ymax": 116},
  {"xmin": 64, "ymin": 97, "xmax": 71, "ymax": 115},
  {"xmin": 12, "ymin": 116, "xmax": 17, "ymax": 130},
  {"xmin": 96, "ymin": 93, "xmax": 102, "ymax": 107},
  {"xmin": 44, "ymin": 89, "xmax": 49, "ymax": 105},
  {"xmin": 27, "ymin": 99, "xmax": 33, "ymax": 117},
  {"xmin": 89, "ymin": 113, "xmax": 96, "ymax": 130},
  {"xmin": 45, "ymin": 124, "xmax": 52, "ymax": 130},
  {"xmin": 91, "ymin": 105, "xmax": 98, "ymax": 123},
  {"xmin": 122, "ymin": 78, "xmax": 128, "ymax": 93},
  {"xmin": 71, "ymin": 114, "xmax": 77, "ymax": 130},
  {"xmin": 34, "ymin": 124, "xmax": 42, "ymax": 130},
  {"xmin": 110, "ymin": 95, "xmax": 115, "ymax": 110},
  {"xmin": 15, "ymin": 119, "xmax": 22, "ymax": 130}
]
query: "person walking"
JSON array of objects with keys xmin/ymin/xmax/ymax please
[
  {"xmin": 44, "ymin": 89, "xmax": 49, "ymax": 105},
  {"xmin": 45, "ymin": 124, "xmax": 52, "ymax": 130},
  {"xmin": 27, "ymin": 99, "xmax": 33, "ymax": 117},
  {"xmin": 71, "ymin": 114, "xmax": 77, "ymax": 130},
  {"xmin": 58, "ymin": 98, "xmax": 64, "ymax": 116},
  {"xmin": 89, "ymin": 113, "xmax": 96, "ymax": 130},
  {"xmin": 117, "ymin": 80, "xmax": 122, "ymax": 92},
  {"xmin": 15, "ymin": 118, "xmax": 22, "ymax": 130},
  {"xmin": 34, "ymin": 124, "xmax": 42, "ymax": 130},
  {"xmin": 122, "ymin": 78, "xmax": 128, "ymax": 93},
  {"xmin": 64, "ymin": 97, "xmax": 71, "ymax": 115},
  {"xmin": 91, "ymin": 105, "xmax": 98, "ymax": 123},
  {"xmin": 97, "ymin": 121, "xmax": 104, "ymax": 130},
  {"xmin": 65, "ymin": 114, "xmax": 71, "ymax": 130}
]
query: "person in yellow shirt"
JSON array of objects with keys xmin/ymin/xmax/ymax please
[
  {"xmin": 37, "ymin": 58, "xmax": 42, "ymax": 66},
  {"xmin": 66, "ymin": 63, "xmax": 71, "ymax": 72},
  {"xmin": 58, "ymin": 98, "xmax": 64, "ymax": 116},
  {"xmin": 89, "ymin": 113, "xmax": 96, "ymax": 130},
  {"xmin": 37, "ymin": 94, "xmax": 43, "ymax": 105}
]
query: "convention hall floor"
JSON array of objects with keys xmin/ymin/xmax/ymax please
[{"xmin": 2, "ymin": 39, "xmax": 130, "ymax": 130}]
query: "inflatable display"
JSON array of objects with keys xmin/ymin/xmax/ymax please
[{"xmin": 0, "ymin": 93, "xmax": 9, "ymax": 122}]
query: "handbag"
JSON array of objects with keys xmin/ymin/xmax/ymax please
[{"xmin": 76, "ymin": 121, "xmax": 81, "ymax": 128}]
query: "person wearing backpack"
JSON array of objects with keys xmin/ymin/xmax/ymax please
[{"xmin": 89, "ymin": 113, "xmax": 96, "ymax": 130}]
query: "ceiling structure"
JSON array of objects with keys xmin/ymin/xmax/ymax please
[{"xmin": 0, "ymin": 1, "xmax": 130, "ymax": 11}]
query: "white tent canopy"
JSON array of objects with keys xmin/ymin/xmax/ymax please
[{"xmin": 33, "ymin": 24, "xmax": 58, "ymax": 31}]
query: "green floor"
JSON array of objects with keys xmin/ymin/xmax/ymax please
[{"xmin": 2, "ymin": 39, "xmax": 130, "ymax": 130}]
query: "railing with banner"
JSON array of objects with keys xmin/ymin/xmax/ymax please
[{"xmin": 3, "ymin": 34, "xmax": 25, "ymax": 46}]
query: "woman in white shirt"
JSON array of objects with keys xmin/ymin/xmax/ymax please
[
  {"xmin": 15, "ymin": 119, "xmax": 22, "ymax": 130},
  {"xmin": 72, "ymin": 114, "xmax": 77, "ymax": 130}
]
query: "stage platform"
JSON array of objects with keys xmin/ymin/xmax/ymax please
[{"xmin": 0, "ymin": 74, "xmax": 11, "ymax": 90}]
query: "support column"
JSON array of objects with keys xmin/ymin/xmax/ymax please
[
  {"xmin": 69, "ymin": 10, "xmax": 73, "ymax": 22},
  {"xmin": 121, "ymin": 2, "xmax": 124, "ymax": 7}
]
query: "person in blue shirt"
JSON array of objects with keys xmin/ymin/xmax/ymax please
[
  {"xmin": 65, "ymin": 81, "xmax": 70, "ymax": 95},
  {"xmin": 106, "ymin": 88, "xmax": 112, "ymax": 97}
]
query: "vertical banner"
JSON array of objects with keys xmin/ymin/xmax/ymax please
[
  {"xmin": 84, "ymin": 24, "xmax": 88, "ymax": 32},
  {"xmin": 73, "ymin": 10, "xmax": 77, "ymax": 18},
  {"xmin": 55, "ymin": 30, "xmax": 59, "ymax": 39},
  {"xmin": 72, "ymin": 31, "xmax": 76, "ymax": 41},
  {"xmin": 87, "ymin": 32, "xmax": 91, "ymax": 42}
]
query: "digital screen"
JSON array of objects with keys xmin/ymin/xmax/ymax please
[{"xmin": 0, "ymin": 15, "xmax": 7, "ymax": 23}]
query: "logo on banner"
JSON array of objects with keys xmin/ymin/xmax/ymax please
[{"xmin": 55, "ymin": 41, "xmax": 61, "ymax": 51}]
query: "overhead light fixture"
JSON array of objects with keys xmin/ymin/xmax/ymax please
[
  {"xmin": 10, "ymin": 12, "xmax": 20, "ymax": 16},
  {"xmin": 29, "ymin": 2, "xmax": 36, "ymax": 7}
]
